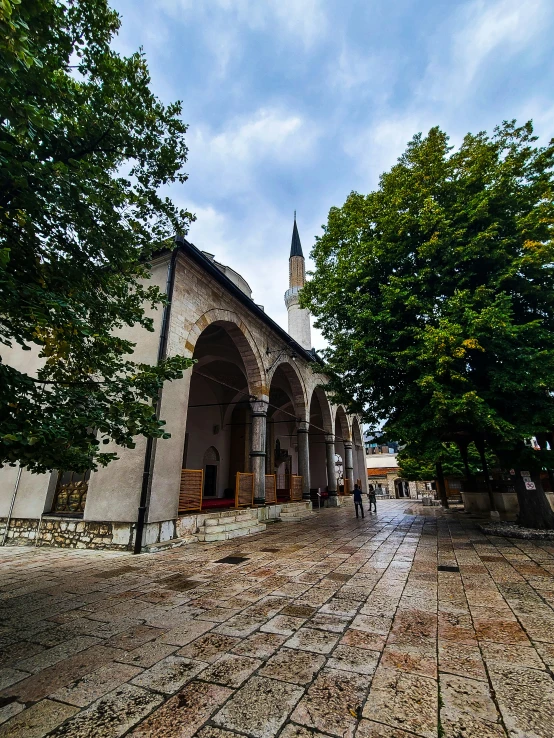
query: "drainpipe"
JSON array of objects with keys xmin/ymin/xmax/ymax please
[
  {"xmin": 134, "ymin": 241, "xmax": 180, "ymax": 554},
  {"xmin": 1, "ymin": 464, "xmax": 22, "ymax": 546}
]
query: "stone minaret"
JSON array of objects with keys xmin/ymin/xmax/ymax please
[{"xmin": 284, "ymin": 213, "xmax": 312, "ymax": 350}]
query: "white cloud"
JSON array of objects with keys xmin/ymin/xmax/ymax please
[
  {"xmin": 187, "ymin": 107, "xmax": 320, "ymax": 195},
  {"xmin": 422, "ymin": 0, "xmax": 551, "ymax": 105},
  {"xmin": 156, "ymin": 0, "xmax": 328, "ymax": 49},
  {"xmin": 511, "ymin": 98, "xmax": 554, "ymax": 143},
  {"xmin": 341, "ymin": 113, "xmax": 435, "ymax": 192},
  {"xmin": 185, "ymin": 200, "xmax": 290, "ymax": 326},
  {"xmin": 341, "ymin": 0, "xmax": 553, "ymax": 191},
  {"xmin": 328, "ymin": 47, "xmax": 385, "ymax": 93}
]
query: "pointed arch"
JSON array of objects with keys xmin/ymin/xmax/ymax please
[
  {"xmin": 308, "ymin": 386, "xmax": 333, "ymax": 434},
  {"xmin": 268, "ymin": 359, "xmax": 308, "ymax": 421},
  {"xmin": 184, "ymin": 309, "xmax": 266, "ymax": 398},
  {"xmin": 334, "ymin": 406, "xmax": 351, "ymax": 442}
]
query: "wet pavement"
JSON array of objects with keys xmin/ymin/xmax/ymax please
[{"xmin": 1, "ymin": 499, "xmax": 554, "ymax": 738}]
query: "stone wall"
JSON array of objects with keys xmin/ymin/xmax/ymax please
[
  {"xmin": 0, "ymin": 502, "xmax": 312, "ymax": 551},
  {"xmin": 0, "ymin": 517, "xmax": 135, "ymax": 550}
]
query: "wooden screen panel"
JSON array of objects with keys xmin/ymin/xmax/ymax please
[
  {"xmin": 236, "ymin": 472, "xmax": 254, "ymax": 508},
  {"xmin": 291, "ymin": 475, "xmax": 303, "ymax": 502},
  {"xmin": 179, "ymin": 469, "xmax": 203, "ymax": 513},
  {"xmin": 265, "ymin": 475, "xmax": 277, "ymax": 505},
  {"xmin": 344, "ymin": 479, "xmax": 351, "ymax": 495}
]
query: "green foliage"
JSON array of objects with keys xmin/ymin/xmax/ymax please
[
  {"xmin": 0, "ymin": 0, "xmax": 194, "ymax": 473},
  {"xmin": 302, "ymin": 122, "xmax": 554, "ymax": 465},
  {"xmin": 397, "ymin": 441, "xmax": 498, "ymax": 481}
]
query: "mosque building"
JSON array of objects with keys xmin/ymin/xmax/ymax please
[{"xmin": 0, "ymin": 218, "xmax": 366, "ymax": 550}]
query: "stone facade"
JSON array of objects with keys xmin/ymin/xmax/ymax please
[{"xmin": 0, "ymin": 231, "xmax": 364, "ymax": 551}]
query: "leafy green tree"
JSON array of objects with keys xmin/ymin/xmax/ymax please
[
  {"xmin": 0, "ymin": 0, "xmax": 194, "ymax": 474},
  {"xmin": 303, "ymin": 121, "xmax": 554, "ymax": 528},
  {"xmin": 398, "ymin": 439, "xmax": 500, "ymax": 507}
]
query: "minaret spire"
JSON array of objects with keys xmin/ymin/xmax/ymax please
[
  {"xmin": 290, "ymin": 213, "xmax": 303, "ymax": 259},
  {"xmin": 284, "ymin": 213, "xmax": 311, "ymax": 349}
]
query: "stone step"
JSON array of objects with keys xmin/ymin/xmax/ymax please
[
  {"xmin": 144, "ymin": 535, "xmax": 198, "ymax": 552},
  {"xmin": 279, "ymin": 511, "xmax": 314, "ymax": 522},
  {"xmin": 200, "ymin": 519, "xmax": 257, "ymax": 533},
  {"xmin": 204, "ymin": 511, "xmax": 256, "ymax": 527},
  {"xmin": 215, "ymin": 508, "xmax": 247, "ymax": 518},
  {"xmin": 197, "ymin": 523, "xmax": 266, "ymax": 542},
  {"xmin": 279, "ymin": 502, "xmax": 311, "ymax": 512}
]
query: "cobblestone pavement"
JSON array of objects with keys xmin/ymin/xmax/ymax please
[{"xmin": 1, "ymin": 500, "xmax": 554, "ymax": 738}]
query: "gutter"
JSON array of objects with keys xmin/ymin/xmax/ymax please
[{"xmin": 134, "ymin": 242, "xmax": 180, "ymax": 554}]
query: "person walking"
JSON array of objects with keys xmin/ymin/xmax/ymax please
[
  {"xmin": 353, "ymin": 483, "xmax": 364, "ymax": 519},
  {"xmin": 368, "ymin": 484, "xmax": 377, "ymax": 514}
]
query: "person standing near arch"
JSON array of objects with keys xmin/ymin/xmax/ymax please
[
  {"xmin": 353, "ymin": 483, "xmax": 364, "ymax": 519},
  {"xmin": 368, "ymin": 484, "xmax": 377, "ymax": 513}
]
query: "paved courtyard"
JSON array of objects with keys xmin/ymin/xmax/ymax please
[{"xmin": 1, "ymin": 500, "xmax": 554, "ymax": 738}]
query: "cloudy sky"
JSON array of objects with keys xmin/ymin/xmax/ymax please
[{"xmin": 111, "ymin": 0, "xmax": 554, "ymax": 349}]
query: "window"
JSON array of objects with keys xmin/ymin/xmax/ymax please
[{"xmin": 51, "ymin": 470, "xmax": 90, "ymax": 515}]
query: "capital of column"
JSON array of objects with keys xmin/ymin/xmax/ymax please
[
  {"xmin": 250, "ymin": 399, "xmax": 268, "ymax": 417},
  {"xmin": 297, "ymin": 420, "xmax": 309, "ymax": 433},
  {"xmin": 325, "ymin": 433, "xmax": 335, "ymax": 445},
  {"xmin": 344, "ymin": 440, "xmax": 353, "ymax": 449}
]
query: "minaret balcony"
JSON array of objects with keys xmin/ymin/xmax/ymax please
[{"xmin": 284, "ymin": 286, "xmax": 302, "ymax": 308}]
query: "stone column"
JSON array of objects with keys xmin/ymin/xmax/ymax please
[
  {"xmin": 250, "ymin": 400, "xmax": 268, "ymax": 505},
  {"xmin": 357, "ymin": 445, "xmax": 368, "ymax": 493},
  {"xmin": 344, "ymin": 441, "xmax": 354, "ymax": 489},
  {"xmin": 297, "ymin": 421, "xmax": 310, "ymax": 501},
  {"xmin": 325, "ymin": 434, "xmax": 338, "ymax": 506}
]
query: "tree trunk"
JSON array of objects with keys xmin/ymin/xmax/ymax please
[
  {"xmin": 475, "ymin": 438, "xmax": 496, "ymax": 512},
  {"xmin": 435, "ymin": 462, "xmax": 449, "ymax": 508},
  {"xmin": 514, "ymin": 471, "xmax": 554, "ymax": 530},
  {"xmin": 535, "ymin": 432, "xmax": 554, "ymax": 492},
  {"xmin": 457, "ymin": 440, "xmax": 472, "ymax": 483}
]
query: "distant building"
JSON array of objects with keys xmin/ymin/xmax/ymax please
[{"xmin": 365, "ymin": 440, "xmax": 432, "ymax": 498}]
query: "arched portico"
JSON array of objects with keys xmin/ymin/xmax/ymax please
[
  {"xmin": 308, "ymin": 387, "xmax": 337, "ymax": 504},
  {"xmin": 334, "ymin": 406, "xmax": 351, "ymax": 493},
  {"xmin": 267, "ymin": 361, "xmax": 309, "ymax": 500},
  {"xmin": 178, "ymin": 315, "xmax": 268, "ymax": 510},
  {"xmin": 267, "ymin": 358, "xmax": 308, "ymax": 421},
  {"xmin": 184, "ymin": 310, "xmax": 266, "ymax": 397}
]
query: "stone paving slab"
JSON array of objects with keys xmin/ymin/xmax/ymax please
[
  {"xmin": 2, "ymin": 500, "xmax": 554, "ymax": 737},
  {"xmin": 213, "ymin": 676, "xmax": 303, "ymax": 738}
]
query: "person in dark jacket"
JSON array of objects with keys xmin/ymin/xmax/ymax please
[
  {"xmin": 368, "ymin": 484, "xmax": 377, "ymax": 513},
  {"xmin": 353, "ymin": 484, "xmax": 364, "ymax": 518}
]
